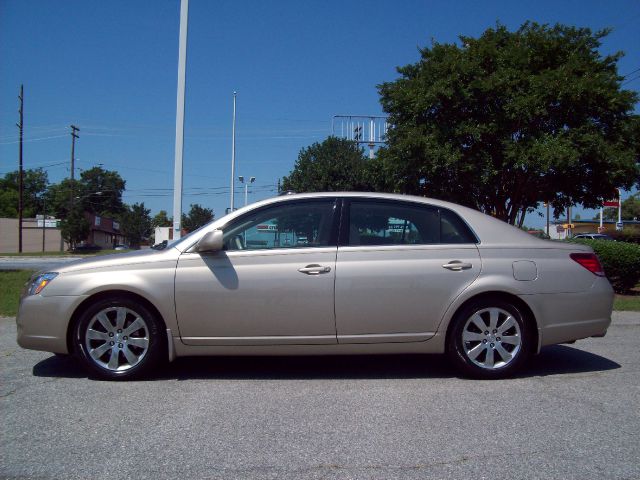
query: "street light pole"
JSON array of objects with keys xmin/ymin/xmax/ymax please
[
  {"xmin": 238, "ymin": 176, "xmax": 255, "ymax": 206},
  {"xmin": 17, "ymin": 85, "xmax": 24, "ymax": 253},
  {"xmin": 230, "ymin": 91, "xmax": 237, "ymax": 213},
  {"xmin": 42, "ymin": 191, "xmax": 46, "ymax": 252},
  {"xmin": 173, "ymin": 0, "xmax": 189, "ymax": 241}
]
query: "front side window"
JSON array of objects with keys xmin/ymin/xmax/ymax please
[
  {"xmin": 223, "ymin": 200, "xmax": 336, "ymax": 251},
  {"xmin": 347, "ymin": 200, "xmax": 477, "ymax": 246}
]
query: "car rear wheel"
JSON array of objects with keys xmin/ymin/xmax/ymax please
[
  {"xmin": 73, "ymin": 297, "xmax": 166, "ymax": 380},
  {"xmin": 447, "ymin": 299, "xmax": 532, "ymax": 379}
]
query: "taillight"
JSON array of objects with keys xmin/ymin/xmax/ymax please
[{"xmin": 570, "ymin": 253, "xmax": 605, "ymax": 277}]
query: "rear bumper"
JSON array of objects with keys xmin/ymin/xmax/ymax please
[
  {"xmin": 16, "ymin": 294, "xmax": 87, "ymax": 354},
  {"xmin": 522, "ymin": 277, "xmax": 614, "ymax": 350}
]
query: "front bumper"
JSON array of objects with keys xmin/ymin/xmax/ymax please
[{"xmin": 17, "ymin": 294, "xmax": 88, "ymax": 354}]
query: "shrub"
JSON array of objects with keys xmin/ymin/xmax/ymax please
[
  {"xmin": 571, "ymin": 239, "xmax": 640, "ymax": 294},
  {"xmin": 609, "ymin": 225, "xmax": 640, "ymax": 244}
]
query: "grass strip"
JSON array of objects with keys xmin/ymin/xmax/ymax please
[{"xmin": 0, "ymin": 270, "xmax": 35, "ymax": 317}]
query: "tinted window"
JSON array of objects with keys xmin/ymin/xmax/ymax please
[
  {"xmin": 440, "ymin": 208, "xmax": 477, "ymax": 243},
  {"xmin": 223, "ymin": 200, "xmax": 336, "ymax": 251},
  {"xmin": 347, "ymin": 201, "xmax": 476, "ymax": 246}
]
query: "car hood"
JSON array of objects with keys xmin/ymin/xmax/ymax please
[{"xmin": 52, "ymin": 248, "xmax": 180, "ymax": 274}]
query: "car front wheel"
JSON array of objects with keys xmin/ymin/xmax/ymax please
[
  {"xmin": 447, "ymin": 299, "xmax": 532, "ymax": 379},
  {"xmin": 73, "ymin": 296, "xmax": 166, "ymax": 380}
]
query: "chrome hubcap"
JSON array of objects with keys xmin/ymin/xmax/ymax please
[
  {"xmin": 462, "ymin": 307, "xmax": 521, "ymax": 370},
  {"xmin": 85, "ymin": 307, "xmax": 149, "ymax": 371}
]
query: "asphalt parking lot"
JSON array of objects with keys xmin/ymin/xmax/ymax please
[{"xmin": 2, "ymin": 312, "xmax": 639, "ymax": 480}]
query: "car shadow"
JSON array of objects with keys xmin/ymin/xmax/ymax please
[
  {"xmin": 520, "ymin": 344, "xmax": 621, "ymax": 377},
  {"xmin": 32, "ymin": 354, "xmax": 86, "ymax": 378},
  {"xmin": 32, "ymin": 344, "xmax": 620, "ymax": 381}
]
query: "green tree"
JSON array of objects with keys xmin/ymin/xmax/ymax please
[
  {"xmin": 281, "ymin": 136, "xmax": 376, "ymax": 193},
  {"xmin": 377, "ymin": 22, "xmax": 640, "ymax": 226},
  {"xmin": 119, "ymin": 203, "xmax": 152, "ymax": 248},
  {"xmin": 77, "ymin": 166, "xmax": 126, "ymax": 216},
  {"xmin": 45, "ymin": 167, "xmax": 125, "ymax": 219},
  {"xmin": 0, "ymin": 168, "xmax": 49, "ymax": 218},
  {"xmin": 602, "ymin": 193, "xmax": 640, "ymax": 221},
  {"xmin": 181, "ymin": 204, "xmax": 214, "ymax": 232},
  {"xmin": 152, "ymin": 210, "xmax": 172, "ymax": 228},
  {"xmin": 60, "ymin": 206, "xmax": 90, "ymax": 250},
  {"xmin": 46, "ymin": 179, "xmax": 82, "ymax": 219}
]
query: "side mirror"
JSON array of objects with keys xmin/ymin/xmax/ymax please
[{"xmin": 196, "ymin": 230, "xmax": 224, "ymax": 252}]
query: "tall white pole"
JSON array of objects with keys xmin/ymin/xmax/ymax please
[
  {"xmin": 599, "ymin": 207, "xmax": 603, "ymax": 229},
  {"xmin": 173, "ymin": 0, "xmax": 189, "ymax": 240},
  {"xmin": 618, "ymin": 188, "xmax": 622, "ymax": 226},
  {"xmin": 230, "ymin": 91, "xmax": 237, "ymax": 213}
]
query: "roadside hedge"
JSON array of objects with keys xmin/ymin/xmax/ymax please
[{"xmin": 570, "ymin": 239, "xmax": 640, "ymax": 294}]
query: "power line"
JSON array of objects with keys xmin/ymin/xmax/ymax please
[
  {"xmin": 622, "ymin": 66, "xmax": 640, "ymax": 78},
  {"xmin": 621, "ymin": 74, "xmax": 640, "ymax": 86},
  {"xmin": 0, "ymin": 133, "xmax": 68, "ymax": 145}
]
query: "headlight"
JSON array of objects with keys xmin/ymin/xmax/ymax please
[{"xmin": 23, "ymin": 272, "xmax": 58, "ymax": 296}]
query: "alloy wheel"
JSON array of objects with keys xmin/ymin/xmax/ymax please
[
  {"xmin": 461, "ymin": 307, "xmax": 522, "ymax": 370},
  {"xmin": 84, "ymin": 306, "xmax": 150, "ymax": 372}
]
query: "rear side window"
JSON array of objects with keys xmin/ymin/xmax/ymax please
[
  {"xmin": 346, "ymin": 200, "xmax": 477, "ymax": 246},
  {"xmin": 440, "ymin": 208, "xmax": 477, "ymax": 244}
]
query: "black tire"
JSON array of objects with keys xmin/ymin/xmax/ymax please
[
  {"xmin": 73, "ymin": 296, "xmax": 166, "ymax": 380},
  {"xmin": 447, "ymin": 299, "xmax": 532, "ymax": 379}
]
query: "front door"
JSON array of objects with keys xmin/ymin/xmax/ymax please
[{"xmin": 175, "ymin": 199, "xmax": 339, "ymax": 345}]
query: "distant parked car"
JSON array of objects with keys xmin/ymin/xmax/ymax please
[
  {"xmin": 17, "ymin": 192, "xmax": 613, "ymax": 381},
  {"xmin": 71, "ymin": 244, "xmax": 102, "ymax": 253},
  {"xmin": 114, "ymin": 244, "xmax": 130, "ymax": 251},
  {"xmin": 573, "ymin": 233, "xmax": 614, "ymax": 241}
]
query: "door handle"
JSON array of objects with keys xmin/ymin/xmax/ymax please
[
  {"xmin": 442, "ymin": 261, "xmax": 473, "ymax": 271},
  {"xmin": 298, "ymin": 264, "xmax": 332, "ymax": 275}
]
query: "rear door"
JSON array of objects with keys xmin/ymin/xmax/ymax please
[{"xmin": 334, "ymin": 199, "xmax": 481, "ymax": 343}]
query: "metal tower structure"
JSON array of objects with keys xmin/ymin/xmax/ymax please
[{"xmin": 332, "ymin": 115, "xmax": 389, "ymax": 158}]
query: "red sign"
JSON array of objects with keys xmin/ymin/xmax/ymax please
[{"xmin": 603, "ymin": 200, "xmax": 619, "ymax": 207}]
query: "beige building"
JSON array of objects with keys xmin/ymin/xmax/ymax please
[{"xmin": 0, "ymin": 217, "xmax": 66, "ymax": 253}]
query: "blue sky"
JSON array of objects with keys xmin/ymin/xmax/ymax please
[{"xmin": 1, "ymin": 0, "xmax": 638, "ymax": 227}]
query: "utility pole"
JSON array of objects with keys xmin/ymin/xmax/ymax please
[
  {"xmin": 17, "ymin": 85, "xmax": 24, "ymax": 253},
  {"xmin": 70, "ymin": 125, "xmax": 79, "ymax": 181},
  {"xmin": 69, "ymin": 125, "xmax": 80, "ymax": 211}
]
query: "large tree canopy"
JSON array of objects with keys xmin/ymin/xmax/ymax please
[
  {"xmin": 281, "ymin": 136, "xmax": 375, "ymax": 193},
  {"xmin": 46, "ymin": 166, "xmax": 126, "ymax": 219},
  {"xmin": 377, "ymin": 22, "xmax": 640, "ymax": 225},
  {"xmin": 76, "ymin": 166, "xmax": 126, "ymax": 217},
  {"xmin": 0, "ymin": 168, "xmax": 49, "ymax": 218}
]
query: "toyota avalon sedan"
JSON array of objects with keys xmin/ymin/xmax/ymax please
[{"xmin": 17, "ymin": 192, "xmax": 613, "ymax": 380}]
